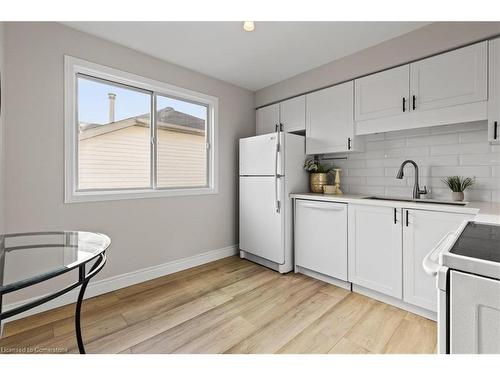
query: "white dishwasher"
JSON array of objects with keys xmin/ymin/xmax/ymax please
[{"xmin": 294, "ymin": 199, "xmax": 348, "ymax": 282}]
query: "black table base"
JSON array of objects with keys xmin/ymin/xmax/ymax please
[{"xmin": 0, "ymin": 252, "xmax": 107, "ymax": 354}]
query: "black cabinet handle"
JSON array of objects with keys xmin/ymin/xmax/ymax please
[
  {"xmin": 347, "ymin": 137, "xmax": 352, "ymax": 150},
  {"xmin": 406, "ymin": 210, "xmax": 409, "ymax": 227},
  {"xmin": 279, "ymin": 123, "xmax": 284, "ymax": 132},
  {"xmin": 494, "ymin": 121, "xmax": 498, "ymax": 140},
  {"xmin": 412, "ymin": 95, "xmax": 416, "ymax": 110},
  {"xmin": 394, "ymin": 208, "xmax": 397, "ymax": 224},
  {"xmin": 275, "ymin": 123, "xmax": 278, "ymax": 132},
  {"xmin": 402, "ymin": 97, "xmax": 406, "ymax": 112}
]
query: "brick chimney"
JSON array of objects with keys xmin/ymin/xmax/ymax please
[{"xmin": 108, "ymin": 93, "xmax": 116, "ymax": 123}]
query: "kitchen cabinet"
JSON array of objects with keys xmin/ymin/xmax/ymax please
[
  {"xmin": 280, "ymin": 95, "xmax": 306, "ymax": 133},
  {"xmin": 354, "ymin": 41, "xmax": 488, "ymax": 135},
  {"xmin": 409, "ymin": 41, "xmax": 487, "ymax": 113},
  {"xmin": 256, "ymin": 97, "xmax": 306, "ymax": 135},
  {"xmin": 348, "ymin": 204, "xmax": 402, "ymax": 298},
  {"xmin": 354, "ymin": 65, "xmax": 410, "ymax": 122},
  {"xmin": 306, "ymin": 81, "xmax": 361, "ymax": 154},
  {"xmin": 256, "ymin": 103, "xmax": 280, "ymax": 135},
  {"xmin": 489, "ymin": 38, "xmax": 500, "ymax": 143},
  {"xmin": 295, "ymin": 200, "xmax": 347, "ymax": 280},
  {"xmin": 450, "ymin": 271, "xmax": 500, "ymax": 354},
  {"xmin": 402, "ymin": 209, "xmax": 473, "ymax": 312}
]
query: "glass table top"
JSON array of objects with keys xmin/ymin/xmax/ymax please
[{"xmin": 0, "ymin": 231, "xmax": 110, "ymax": 293}]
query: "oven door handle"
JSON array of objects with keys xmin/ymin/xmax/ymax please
[{"xmin": 422, "ymin": 231, "xmax": 455, "ymax": 276}]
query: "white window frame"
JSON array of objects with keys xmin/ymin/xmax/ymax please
[{"xmin": 64, "ymin": 56, "xmax": 218, "ymax": 203}]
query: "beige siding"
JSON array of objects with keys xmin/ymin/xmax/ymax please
[
  {"xmin": 156, "ymin": 129, "xmax": 206, "ymax": 188},
  {"xmin": 78, "ymin": 125, "xmax": 206, "ymax": 190}
]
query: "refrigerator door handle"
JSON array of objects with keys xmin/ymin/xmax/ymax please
[{"xmin": 274, "ymin": 126, "xmax": 281, "ymax": 213}]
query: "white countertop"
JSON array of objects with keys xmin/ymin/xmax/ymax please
[{"xmin": 290, "ymin": 193, "xmax": 500, "ymax": 224}]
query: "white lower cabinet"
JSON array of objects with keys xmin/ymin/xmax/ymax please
[
  {"xmin": 402, "ymin": 209, "xmax": 473, "ymax": 312},
  {"xmin": 348, "ymin": 204, "xmax": 403, "ymax": 298},
  {"xmin": 295, "ymin": 200, "xmax": 348, "ymax": 280},
  {"xmin": 450, "ymin": 271, "xmax": 500, "ymax": 354}
]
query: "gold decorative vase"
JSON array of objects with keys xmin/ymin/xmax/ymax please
[{"xmin": 310, "ymin": 173, "xmax": 328, "ymax": 193}]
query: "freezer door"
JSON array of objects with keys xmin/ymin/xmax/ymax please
[
  {"xmin": 239, "ymin": 133, "xmax": 283, "ymax": 176},
  {"xmin": 239, "ymin": 176, "xmax": 284, "ymax": 264}
]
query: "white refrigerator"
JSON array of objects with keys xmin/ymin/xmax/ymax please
[{"xmin": 239, "ymin": 131, "xmax": 307, "ymax": 273}]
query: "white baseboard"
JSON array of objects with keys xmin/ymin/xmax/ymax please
[
  {"xmin": 2, "ymin": 245, "xmax": 238, "ymax": 322},
  {"xmin": 295, "ymin": 266, "xmax": 352, "ymax": 291},
  {"xmin": 352, "ymin": 284, "xmax": 437, "ymax": 321}
]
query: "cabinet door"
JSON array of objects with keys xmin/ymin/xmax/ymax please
[
  {"xmin": 295, "ymin": 200, "xmax": 347, "ymax": 280},
  {"xmin": 256, "ymin": 104, "xmax": 280, "ymax": 135},
  {"xmin": 403, "ymin": 209, "xmax": 473, "ymax": 312},
  {"xmin": 280, "ymin": 95, "xmax": 306, "ymax": 133},
  {"xmin": 306, "ymin": 81, "xmax": 355, "ymax": 154},
  {"xmin": 410, "ymin": 41, "xmax": 487, "ymax": 113},
  {"xmin": 354, "ymin": 65, "xmax": 409, "ymax": 122},
  {"xmin": 450, "ymin": 271, "xmax": 500, "ymax": 354},
  {"xmin": 348, "ymin": 204, "xmax": 402, "ymax": 298},
  {"xmin": 488, "ymin": 38, "xmax": 500, "ymax": 143}
]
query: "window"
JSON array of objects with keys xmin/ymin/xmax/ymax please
[{"xmin": 65, "ymin": 56, "xmax": 218, "ymax": 202}]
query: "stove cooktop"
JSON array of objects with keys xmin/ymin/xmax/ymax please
[{"xmin": 450, "ymin": 222, "xmax": 500, "ymax": 263}]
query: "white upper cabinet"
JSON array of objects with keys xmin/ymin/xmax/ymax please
[
  {"xmin": 354, "ymin": 42, "xmax": 488, "ymax": 135},
  {"xmin": 410, "ymin": 41, "xmax": 487, "ymax": 112},
  {"xmin": 488, "ymin": 38, "xmax": 500, "ymax": 143},
  {"xmin": 306, "ymin": 81, "xmax": 361, "ymax": 154},
  {"xmin": 354, "ymin": 65, "xmax": 410, "ymax": 122},
  {"xmin": 280, "ymin": 95, "xmax": 306, "ymax": 133},
  {"xmin": 348, "ymin": 204, "xmax": 403, "ymax": 299},
  {"xmin": 256, "ymin": 103, "xmax": 280, "ymax": 135},
  {"xmin": 402, "ymin": 209, "xmax": 473, "ymax": 312}
]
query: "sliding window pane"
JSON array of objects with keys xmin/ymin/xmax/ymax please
[
  {"xmin": 77, "ymin": 76, "xmax": 151, "ymax": 190},
  {"xmin": 156, "ymin": 95, "xmax": 208, "ymax": 188}
]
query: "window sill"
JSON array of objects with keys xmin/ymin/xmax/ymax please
[{"xmin": 65, "ymin": 187, "xmax": 218, "ymax": 204}]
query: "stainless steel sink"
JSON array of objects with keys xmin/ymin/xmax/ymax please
[{"xmin": 363, "ymin": 196, "xmax": 467, "ymax": 206}]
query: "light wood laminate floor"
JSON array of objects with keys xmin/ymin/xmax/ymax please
[{"xmin": 0, "ymin": 256, "xmax": 437, "ymax": 354}]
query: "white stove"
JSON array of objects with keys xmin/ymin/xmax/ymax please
[{"xmin": 423, "ymin": 220, "xmax": 500, "ymax": 354}]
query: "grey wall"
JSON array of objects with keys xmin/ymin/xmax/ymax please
[
  {"xmin": 324, "ymin": 121, "xmax": 500, "ymax": 202},
  {"xmin": 3, "ymin": 22, "xmax": 255, "ymax": 303},
  {"xmin": 255, "ymin": 22, "xmax": 500, "ymax": 107},
  {"xmin": 0, "ymin": 22, "xmax": 4, "ymax": 233}
]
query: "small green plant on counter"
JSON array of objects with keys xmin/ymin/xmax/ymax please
[
  {"xmin": 441, "ymin": 176, "xmax": 475, "ymax": 192},
  {"xmin": 303, "ymin": 159, "xmax": 331, "ymax": 173}
]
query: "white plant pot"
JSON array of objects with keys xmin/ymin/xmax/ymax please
[{"xmin": 452, "ymin": 191, "xmax": 465, "ymax": 201}]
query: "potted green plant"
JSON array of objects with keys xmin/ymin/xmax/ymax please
[
  {"xmin": 304, "ymin": 159, "xmax": 332, "ymax": 193},
  {"xmin": 441, "ymin": 176, "xmax": 475, "ymax": 201}
]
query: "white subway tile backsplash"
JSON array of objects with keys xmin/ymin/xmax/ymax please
[
  {"xmin": 342, "ymin": 176, "xmax": 367, "ymax": 185},
  {"xmin": 430, "ymin": 142, "xmax": 491, "ymax": 156},
  {"xmin": 459, "ymin": 130, "xmax": 488, "ymax": 143},
  {"xmin": 365, "ymin": 139, "xmax": 406, "ymax": 151},
  {"xmin": 384, "ymin": 187, "xmax": 414, "ymax": 197},
  {"xmin": 464, "ymin": 190, "xmax": 492, "ymax": 202},
  {"xmin": 346, "ymin": 185, "xmax": 385, "ymax": 196},
  {"xmin": 366, "ymin": 177, "xmax": 408, "ymax": 187},
  {"xmin": 348, "ymin": 168, "xmax": 385, "ymax": 177},
  {"xmin": 406, "ymin": 133, "xmax": 459, "ymax": 147},
  {"xmin": 491, "ymin": 166, "xmax": 500, "ymax": 177},
  {"xmin": 329, "ymin": 122, "xmax": 500, "ymax": 202},
  {"xmin": 430, "ymin": 166, "xmax": 491, "ymax": 178},
  {"xmin": 459, "ymin": 154, "xmax": 500, "ymax": 166}
]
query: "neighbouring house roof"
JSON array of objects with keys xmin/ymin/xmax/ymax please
[{"xmin": 79, "ymin": 107, "xmax": 206, "ymax": 140}]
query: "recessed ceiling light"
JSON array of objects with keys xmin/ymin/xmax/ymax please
[{"xmin": 243, "ymin": 21, "xmax": 255, "ymax": 32}]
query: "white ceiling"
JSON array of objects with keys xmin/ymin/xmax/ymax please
[{"xmin": 63, "ymin": 22, "xmax": 429, "ymax": 91}]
